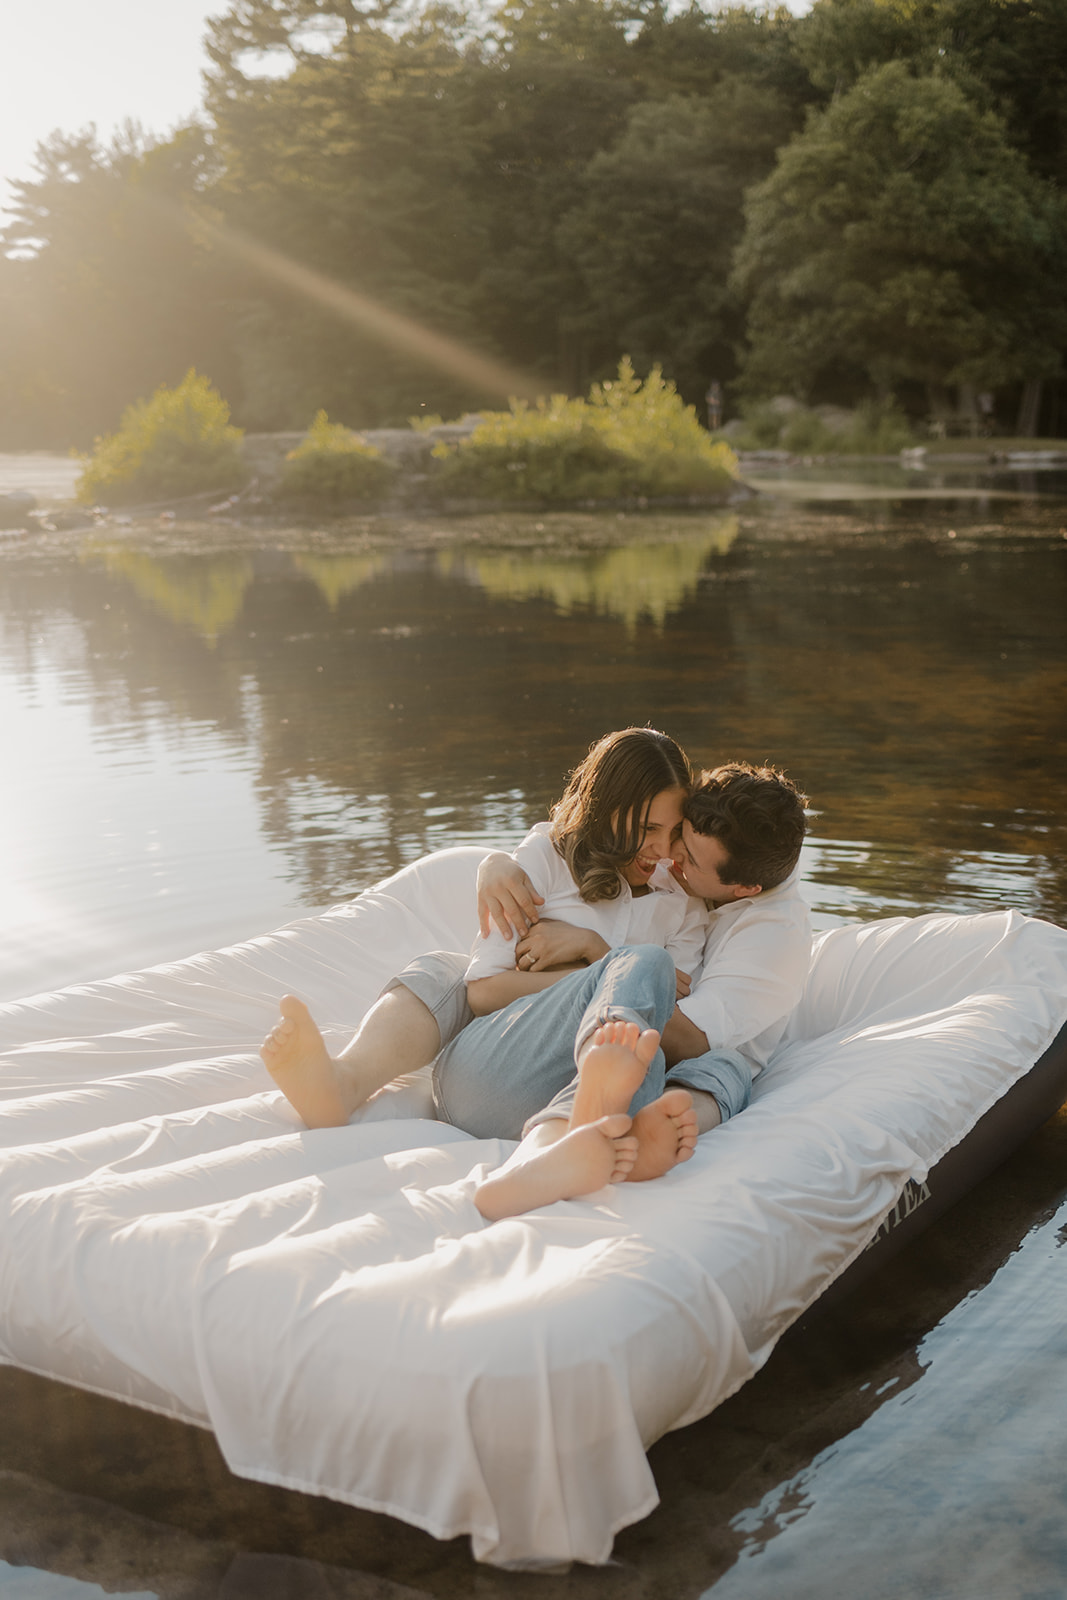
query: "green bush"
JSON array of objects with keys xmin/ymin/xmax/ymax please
[
  {"xmin": 844, "ymin": 399, "xmax": 915, "ymax": 453},
  {"xmin": 732, "ymin": 397, "xmax": 915, "ymax": 455},
  {"xmin": 276, "ymin": 411, "xmax": 394, "ymax": 504},
  {"xmin": 729, "ymin": 401, "xmax": 788, "ymax": 451},
  {"xmin": 77, "ymin": 371, "xmax": 247, "ymax": 506},
  {"xmin": 779, "ymin": 409, "xmax": 837, "ymax": 454},
  {"xmin": 432, "ymin": 359, "xmax": 739, "ymax": 503}
]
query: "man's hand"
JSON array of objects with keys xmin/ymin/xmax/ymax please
[
  {"xmin": 514, "ymin": 919, "xmax": 609, "ymax": 973},
  {"xmin": 477, "ymin": 851, "xmax": 544, "ymax": 940},
  {"xmin": 674, "ymin": 968, "xmax": 692, "ymax": 1000}
]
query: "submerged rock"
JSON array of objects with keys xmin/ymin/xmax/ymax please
[{"xmin": 34, "ymin": 506, "xmax": 96, "ymax": 532}]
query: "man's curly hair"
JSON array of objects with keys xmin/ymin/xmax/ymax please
[{"xmin": 685, "ymin": 762, "xmax": 808, "ymax": 890}]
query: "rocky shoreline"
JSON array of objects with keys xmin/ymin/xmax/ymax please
[{"xmin": 2, "ymin": 431, "xmax": 1066, "ymax": 531}]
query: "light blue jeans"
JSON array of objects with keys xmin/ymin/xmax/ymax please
[{"xmin": 395, "ymin": 944, "xmax": 752, "ymax": 1141}]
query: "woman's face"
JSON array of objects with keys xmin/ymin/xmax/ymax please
[{"xmin": 619, "ymin": 784, "xmax": 687, "ymax": 888}]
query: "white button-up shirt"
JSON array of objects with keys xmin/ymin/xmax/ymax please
[{"xmin": 677, "ymin": 864, "xmax": 812, "ymax": 1071}]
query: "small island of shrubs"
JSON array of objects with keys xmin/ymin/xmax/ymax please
[{"xmin": 75, "ymin": 359, "xmax": 741, "ymax": 514}]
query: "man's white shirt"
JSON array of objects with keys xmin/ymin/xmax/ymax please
[{"xmin": 677, "ymin": 864, "xmax": 812, "ymax": 1071}]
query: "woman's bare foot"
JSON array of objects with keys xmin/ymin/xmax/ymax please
[
  {"xmin": 260, "ymin": 995, "xmax": 352, "ymax": 1127},
  {"xmin": 627, "ymin": 1088, "xmax": 699, "ymax": 1181},
  {"xmin": 571, "ymin": 1020, "xmax": 661, "ymax": 1126},
  {"xmin": 474, "ymin": 1115, "xmax": 637, "ymax": 1221}
]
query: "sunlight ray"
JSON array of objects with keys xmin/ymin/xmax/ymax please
[{"xmin": 189, "ymin": 210, "xmax": 542, "ymax": 403}]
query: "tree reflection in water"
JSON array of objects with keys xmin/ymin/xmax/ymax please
[{"xmin": 3, "ymin": 497, "xmax": 1065, "ymax": 937}]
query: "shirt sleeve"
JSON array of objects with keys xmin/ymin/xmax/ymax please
[
  {"xmin": 463, "ymin": 831, "xmax": 565, "ymax": 982},
  {"xmin": 677, "ymin": 905, "xmax": 812, "ymax": 1053}
]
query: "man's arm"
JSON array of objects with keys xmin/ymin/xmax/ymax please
[
  {"xmin": 477, "ymin": 851, "xmax": 544, "ymax": 940},
  {"xmin": 466, "ymin": 965, "xmax": 586, "ymax": 1017},
  {"xmin": 674, "ymin": 904, "xmax": 812, "ymax": 1062},
  {"xmin": 661, "ymin": 1005, "xmax": 710, "ymax": 1069}
]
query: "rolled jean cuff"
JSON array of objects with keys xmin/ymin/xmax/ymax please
[
  {"xmin": 666, "ymin": 1048, "xmax": 752, "ymax": 1123},
  {"xmin": 523, "ymin": 1002, "xmax": 666, "ymax": 1135},
  {"xmin": 573, "ymin": 1002, "xmax": 657, "ymax": 1065},
  {"xmin": 381, "ymin": 950, "xmax": 473, "ymax": 1051}
]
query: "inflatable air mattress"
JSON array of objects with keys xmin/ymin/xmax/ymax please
[{"xmin": 1, "ymin": 846, "xmax": 1065, "ymax": 1567}]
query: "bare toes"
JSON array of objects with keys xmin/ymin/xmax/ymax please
[
  {"xmin": 609, "ymin": 1134, "xmax": 639, "ymax": 1183},
  {"xmin": 594, "ymin": 1019, "xmax": 639, "ymax": 1051},
  {"xmin": 279, "ymin": 994, "xmax": 310, "ymax": 1022},
  {"xmin": 634, "ymin": 1028, "xmax": 661, "ymax": 1068}
]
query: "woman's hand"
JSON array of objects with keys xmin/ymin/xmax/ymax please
[
  {"xmin": 514, "ymin": 920, "xmax": 610, "ymax": 973},
  {"xmin": 675, "ymin": 968, "xmax": 692, "ymax": 1000},
  {"xmin": 477, "ymin": 851, "xmax": 545, "ymax": 940}
]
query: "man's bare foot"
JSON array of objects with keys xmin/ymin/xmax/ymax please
[
  {"xmin": 627, "ymin": 1088, "xmax": 699, "ymax": 1182},
  {"xmin": 475, "ymin": 1115, "xmax": 638, "ymax": 1221},
  {"xmin": 571, "ymin": 1020, "xmax": 661, "ymax": 1126},
  {"xmin": 260, "ymin": 995, "xmax": 352, "ymax": 1127}
]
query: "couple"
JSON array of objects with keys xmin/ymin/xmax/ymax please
[{"xmin": 261, "ymin": 728, "xmax": 812, "ymax": 1220}]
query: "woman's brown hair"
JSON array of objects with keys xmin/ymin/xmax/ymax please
[{"xmin": 549, "ymin": 727, "xmax": 692, "ymax": 903}]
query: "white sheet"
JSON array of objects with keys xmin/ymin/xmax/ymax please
[{"xmin": 1, "ymin": 846, "xmax": 1065, "ymax": 1567}]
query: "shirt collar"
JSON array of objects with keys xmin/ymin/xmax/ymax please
[{"xmin": 707, "ymin": 861, "xmax": 801, "ymax": 919}]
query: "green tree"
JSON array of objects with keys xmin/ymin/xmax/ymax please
[
  {"xmin": 733, "ymin": 63, "xmax": 1067, "ymax": 401},
  {"xmin": 633, "ymin": 1, "xmax": 812, "ymax": 108},
  {"xmin": 798, "ymin": 0, "xmax": 1067, "ymax": 182},
  {"xmin": 201, "ymin": 2, "xmax": 505, "ymax": 424},
  {"xmin": 200, "ymin": 0, "xmax": 816, "ymax": 413},
  {"xmin": 468, "ymin": 0, "xmax": 813, "ymax": 394},
  {"xmin": 0, "ymin": 126, "xmax": 237, "ymax": 446},
  {"xmin": 558, "ymin": 79, "xmax": 799, "ymax": 400}
]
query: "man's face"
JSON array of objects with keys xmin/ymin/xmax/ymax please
[{"xmin": 673, "ymin": 821, "xmax": 762, "ymax": 907}]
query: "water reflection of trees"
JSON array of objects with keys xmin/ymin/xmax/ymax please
[
  {"xmin": 289, "ymin": 551, "xmax": 390, "ymax": 608},
  {"xmin": 445, "ymin": 515, "xmax": 738, "ymax": 629},
  {"xmin": 83, "ymin": 543, "xmax": 257, "ymax": 645},
  {"xmin": 3, "ymin": 505, "xmax": 1063, "ymax": 921}
]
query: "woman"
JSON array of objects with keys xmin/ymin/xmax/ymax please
[{"xmin": 261, "ymin": 728, "xmax": 705, "ymax": 1149}]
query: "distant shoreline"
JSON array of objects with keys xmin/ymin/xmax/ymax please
[{"xmin": 2, "ymin": 434, "xmax": 1066, "ymax": 515}]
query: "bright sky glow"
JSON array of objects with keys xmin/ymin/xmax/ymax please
[{"xmin": 1, "ymin": 0, "xmax": 220, "ymax": 206}]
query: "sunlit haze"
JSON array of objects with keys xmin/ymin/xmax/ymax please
[{"xmin": 1, "ymin": 0, "xmax": 814, "ymax": 209}]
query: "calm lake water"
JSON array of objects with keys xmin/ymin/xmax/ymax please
[{"xmin": 1, "ymin": 457, "xmax": 1065, "ymax": 1597}]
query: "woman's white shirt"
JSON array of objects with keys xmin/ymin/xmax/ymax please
[{"xmin": 465, "ymin": 823, "xmax": 707, "ymax": 982}]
